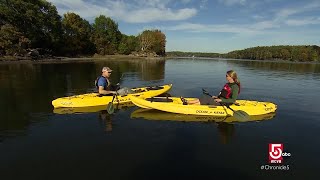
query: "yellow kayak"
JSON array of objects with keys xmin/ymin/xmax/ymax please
[
  {"xmin": 131, "ymin": 108, "xmax": 276, "ymax": 123},
  {"xmin": 130, "ymin": 96, "xmax": 277, "ymax": 116},
  {"xmin": 53, "ymin": 102, "xmax": 135, "ymax": 114},
  {"xmin": 52, "ymin": 84, "xmax": 172, "ymax": 108}
]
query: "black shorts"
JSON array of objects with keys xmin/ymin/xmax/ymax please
[{"xmin": 199, "ymin": 94, "xmax": 220, "ymax": 105}]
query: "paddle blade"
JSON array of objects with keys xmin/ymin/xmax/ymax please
[
  {"xmin": 233, "ymin": 110, "xmax": 250, "ymax": 122},
  {"xmin": 107, "ymin": 102, "xmax": 115, "ymax": 114}
]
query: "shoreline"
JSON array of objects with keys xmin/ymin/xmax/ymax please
[
  {"xmin": 0, "ymin": 55, "xmax": 165, "ymax": 64},
  {"xmin": 166, "ymin": 56, "xmax": 320, "ymax": 64},
  {"xmin": 1, "ymin": 55, "xmax": 319, "ymax": 65}
]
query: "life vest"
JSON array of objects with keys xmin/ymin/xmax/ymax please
[
  {"xmin": 218, "ymin": 83, "xmax": 240, "ymax": 99},
  {"xmin": 95, "ymin": 76, "xmax": 111, "ymax": 90}
]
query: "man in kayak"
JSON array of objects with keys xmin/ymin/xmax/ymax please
[
  {"xmin": 96, "ymin": 67, "xmax": 117, "ymax": 95},
  {"xmin": 181, "ymin": 70, "xmax": 240, "ymax": 105}
]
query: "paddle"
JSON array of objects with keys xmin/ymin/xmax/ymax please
[
  {"xmin": 202, "ymin": 88, "xmax": 250, "ymax": 122},
  {"xmin": 107, "ymin": 93, "xmax": 117, "ymax": 114},
  {"xmin": 106, "ymin": 74, "xmax": 124, "ymax": 114}
]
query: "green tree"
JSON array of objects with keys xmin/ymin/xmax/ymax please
[
  {"xmin": 0, "ymin": 24, "xmax": 29, "ymax": 55},
  {"xmin": 0, "ymin": 0, "xmax": 63, "ymax": 54},
  {"xmin": 225, "ymin": 45, "xmax": 320, "ymax": 62},
  {"xmin": 310, "ymin": 50, "xmax": 319, "ymax": 61},
  {"xmin": 118, "ymin": 34, "xmax": 138, "ymax": 55},
  {"xmin": 62, "ymin": 12, "xmax": 95, "ymax": 56},
  {"xmin": 91, "ymin": 15, "xmax": 121, "ymax": 55},
  {"xmin": 152, "ymin": 30, "xmax": 166, "ymax": 56},
  {"xmin": 280, "ymin": 49, "xmax": 290, "ymax": 60}
]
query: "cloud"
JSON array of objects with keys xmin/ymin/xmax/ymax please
[
  {"xmin": 285, "ymin": 17, "xmax": 320, "ymax": 26},
  {"xmin": 132, "ymin": 0, "xmax": 171, "ymax": 9},
  {"xmin": 252, "ymin": 15, "xmax": 264, "ymax": 20},
  {"xmin": 122, "ymin": 8, "xmax": 197, "ymax": 23},
  {"xmin": 218, "ymin": 0, "xmax": 247, "ymax": 6},
  {"xmin": 275, "ymin": 1, "xmax": 320, "ymax": 21},
  {"xmin": 47, "ymin": 0, "xmax": 197, "ymax": 23},
  {"xmin": 251, "ymin": 21, "xmax": 279, "ymax": 30},
  {"xmin": 180, "ymin": 0, "xmax": 193, "ymax": 3},
  {"xmin": 164, "ymin": 0, "xmax": 320, "ymax": 36},
  {"xmin": 200, "ymin": 0, "xmax": 208, "ymax": 9},
  {"xmin": 165, "ymin": 22, "xmax": 258, "ymax": 34}
]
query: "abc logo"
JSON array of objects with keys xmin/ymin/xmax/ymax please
[{"xmin": 282, "ymin": 152, "xmax": 291, "ymax": 157}]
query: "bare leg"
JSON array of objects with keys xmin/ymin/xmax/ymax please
[{"xmin": 183, "ymin": 98, "xmax": 201, "ymax": 105}]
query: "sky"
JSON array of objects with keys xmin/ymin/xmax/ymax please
[{"xmin": 47, "ymin": 0, "xmax": 320, "ymax": 53}]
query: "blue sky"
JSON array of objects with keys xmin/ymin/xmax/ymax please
[{"xmin": 48, "ymin": 0, "xmax": 320, "ymax": 53}]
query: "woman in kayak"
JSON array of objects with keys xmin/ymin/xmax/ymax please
[
  {"xmin": 181, "ymin": 70, "xmax": 240, "ymax": 105},
  {"xmin": 95, "ymin": 67, "xmax": 118, "ymax": 95}
]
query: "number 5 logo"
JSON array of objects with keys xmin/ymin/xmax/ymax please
[{"xmin": 269, "ymin": 143, "xmax": 283, "ymax": 159}]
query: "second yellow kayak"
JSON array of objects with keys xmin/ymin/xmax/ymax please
[
  {"xmin": 130, "ymin": 96, "xmax": 277, "ymax": 116},
  {"xmin": 131, "ymin": 108, "xmax": 276, "ymax": 123}
]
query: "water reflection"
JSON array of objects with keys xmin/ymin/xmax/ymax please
[
  {"xmin": 0, "ymin": 59, "xmax": 165, "ymax": 141},
  {"xmin": 131, "ymin": 108, "xmax": 276, "ymax": 144},
  {"xmin": 1, "ymin": 58, "xmax": 319, "ymax": 179},
  {"xmin": 53, "ymin": 102, "xmax": 135, "ymax": 114},
  {"xmin": 217, "ymin": 122, "xmax": 235, "ymax": 144},
  {"xmin": 99, "ymin": 110, "xmax": 113, "ymax": 132}
]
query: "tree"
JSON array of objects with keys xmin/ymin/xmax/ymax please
[
  {"xmin": 152, "ymin": 30, "xmax": 166, "ymax": 56},
  {"xmin": 0, "ymin": 0, "xmax": 63, "ymax": 54},
  {"xmin": 0, "ymin": 24, "xmax": 29, "ymax": 55},
  {"xmin": 118, "ymin": 34, "xmax": 138, "ymax": 55},
  {"xmin": 138, "ymin": 30, "xmax": 155, "ymax": 52},
  {"xmin": 310, "ymin": 50, "xmax": 319, "ymax": 61},
  {"xmin": 62, "ymin": 12, "xmax": 95, "ymax": 56},
  {"xmin": 138, "ymin": 29, "xmax": 166, "ymax": 56},
  {"xmin": 91, "ymin": 15, "xmax": 121, "ymax": 55},
  {"xmin": 280, "ymin": 49, "xmax": 290, "ymax": 60}
]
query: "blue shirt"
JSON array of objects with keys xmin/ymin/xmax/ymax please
[{"xmin": 97, "ymin": 76, "xmax": 109, "ymax": 90}]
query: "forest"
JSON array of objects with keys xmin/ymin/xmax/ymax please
[
  {"xmin": 167, "ymin": 45, "xmax": 320, "ymax": 62},
  {"xmin": 0, "ymin": 0, "xmax": 166, "ymax": 58}
]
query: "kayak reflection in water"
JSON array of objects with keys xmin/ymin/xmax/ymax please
[
  {"xmin": 181, "ymin": 70, "xmax": 241, "ymax": 106},
  {"xmin": 99, "ymin": 110, "xmax": 113, "ymax": 132},
  {"xmin": 216, "ymin": 122, "xmax": 235, "ymax": 144}
]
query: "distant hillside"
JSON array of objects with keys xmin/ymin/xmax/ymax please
[
  {"xmin": 167, "ymin": 45, "xmax": 320, "ymax": 62},
  {"xmin": 225, "ymin": 45, "xmax": 320, "ymax": 62}
]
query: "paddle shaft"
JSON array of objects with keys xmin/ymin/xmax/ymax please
[
  {"xmin": 202, "ymin": 90, "xmax": 236, "ymax": 112},
  {"xmin": 111, "ymin": 93, "xmax": 116, "ymax": 103}
]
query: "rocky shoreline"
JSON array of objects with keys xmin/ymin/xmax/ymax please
[
  {"xmin": 0, "ymin": 49, "xmax": 168, "ymax": 63},
  {"xmin": 0, "ymin": 54, "xmax": 165, "ymax": 64}
]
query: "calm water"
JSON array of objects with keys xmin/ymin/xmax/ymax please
[{"xmin": 1, "ymin": 58, "xmax": 320, "ymax": 180}]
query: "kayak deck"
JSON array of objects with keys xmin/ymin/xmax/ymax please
[
  {"xmin": 52, "ymin": 84, "xmax": 172, "ymax": 108},
  {"xmin": 130, "ymin": 96, "xmax": 277, "ymax": 116}
]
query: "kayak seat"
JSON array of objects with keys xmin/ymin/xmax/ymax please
[
  {"xmin": 97, "ymin": 94, "xmax": 113, "ymax": 97},
  {"xmin": 133, "ymin": 89, "xmax": 146, "ymax": 93},
  {"xmin": 146, "ymin": 86, "xmax": 164, "ymax": 90},
  {"xmin": 146, "ymin": 97, "xmax": 173, "ymax": 102}
]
